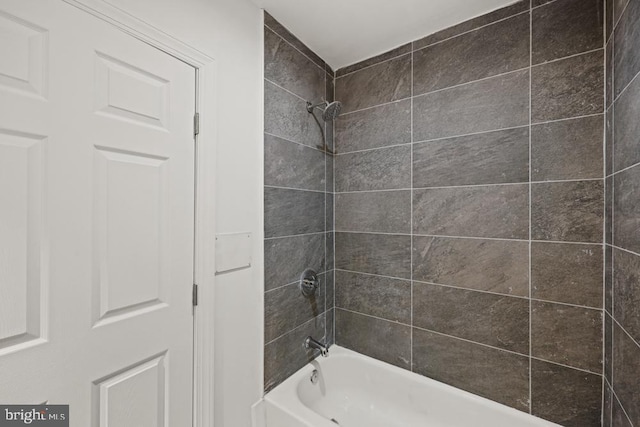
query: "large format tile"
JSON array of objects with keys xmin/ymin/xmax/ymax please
[
  {"xmin": 335, "ymin": 190, "xmax": 411, "ymax": 234},
  {"xmin": 531, "ymin": 115, "xmax": 604, "ymax": 181},
  {"xmin": 613, "ymin": 322, "xmax": 640, "ymax": 424},
  {"xmin": 614, "ymin": 165, "xmax": 640, "ymax": 252},
  {"xmin": 613, "ymin": 72, "xmax": 640, "ymax": 172},
  {"xmin": 531, "ymin": 359, "xmax": 603, "ymax": 427},
  {"xmin": 264, "ymin": 187, "xmax": 325, "ymax": 238},
  {"xmin": 413, "ymin": 13, "xmax": 529, "ymax": 95},
  {"xmin": 531, "ymin": 242, "xmax": 603, "ymax": 308},
  {"xmin": 334, "ymin": 99, "xmax": 411, "ymax": 153},
  {"xmin": 335, "ymin": 145, "xmax": 410, "ymax": 192},
  {"xmin": 612, "ymin": 396, "xmax": 634, "ymax": 427},
  {"xmin": 412, "ymin": 127, "xmax": 529, "ymax": 187},
  {"xmin": 336, "ymin": 309, "xmax": 411, "ymax": 369},
  {"xmin": 413, "ymin": 283, "xmax": 529, "ymax": 353},
  {"xmin": 412, "ymin": 236, "xmax": 529, "ymax": 296},
  {"xmin": 613, "ymin": 0, "xmax": 640, "ymax": 98},
  {"xmin": 413, "ymin": 70, "xmax": 529, "ymax": 141},
  {"xmin": 264, "ymin": 133, "xmax": 326, "ymax": 191},
  {"xmin": 532, "ymin": 0, "xmax": 604, "ymax": 64},
  {"xmin": 336, "ymin": 44, "xmax": 412, "ymax": 77},
  {"xmin": 335, "ymin": 54, "xmax": 411, "ymax": 113},
  {"xmin": 613, "ymin": 248, "xmax": 640, "ymax": 343},
  {"xmin": 413, "ymin": 184, "xmax": 529, "ymax": 239},
  {"xmin": 264, "ymin": 279, "xmax": 326, "ymax": 342},
  {"xmin": 413, "ymin": 1, "xmax": 529, "ymax": 50},
  {"xmin": 335, "ymin": 270, "xmax": 411, "ymax": 323},
  {"xmin": 531, "ymin": 180, "xmax": 604, "ymax": 243},
  {"xmin": 264, "ymin": 27, "xmax": 325, "ymax": 102},
  {"xmin": 412, "ymin": 329, "xmax": 530, "ymax": 411},
  {"xmin": 335, "ymin": 232, "xmax": 411, "ymax": 279},
  {"xmin": 264, "ymin": 12, "xmax": 325, "ymax": 69},
  {"xmin": 531, "ymin": 301, "xmax": 603, "ymax": 373},
  {"xmin": 531, "ymin": 50, "xmax": 604, "ymax": 123},
  {"xmin": 265, "ymin": 81, "xmax": 324, "ymax": 148},
  {"xmin": 264, "ymin": 234, "xmax": 325, "ymax": 290},
  {"xmin": 264, "ymin": 314, "xmax": 326, "ymax": 392}
]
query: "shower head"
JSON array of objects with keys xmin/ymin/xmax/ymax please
[{"xmin": 307, "ymin": 100, "xmax": 343, "ymax": 121}]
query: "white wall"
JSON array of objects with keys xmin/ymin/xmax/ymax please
[{"xmin": 101, "ymin": 0, "xmax": 264, "ymax": 426}]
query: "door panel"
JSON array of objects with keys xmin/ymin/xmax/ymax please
[{"xmin": 0, "ymin": 1, "xmax": 196, "ymax": 425}]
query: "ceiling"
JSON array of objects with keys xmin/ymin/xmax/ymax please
[{"xmin": 253, "ymin": 0, "xmax": 519, "ymax": 70}]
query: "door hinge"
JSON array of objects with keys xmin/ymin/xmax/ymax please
[
  {"xmin": 193, "ymin": 112, "xmax": 200, "ymax": 137},
  {"xmin": 192, "ymin": 283, "xmax": 198, "ymax": 306}
]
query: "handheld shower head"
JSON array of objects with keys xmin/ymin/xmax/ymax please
[{"xmin": 307, "ymin": 100, "xmax": 342, "ymax": 121}]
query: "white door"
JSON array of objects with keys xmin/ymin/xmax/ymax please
[{"xmin": 0, "ymin": 1, "xmax": 196, "ymax": 425}]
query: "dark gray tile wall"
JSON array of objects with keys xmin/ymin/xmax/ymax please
[
  {"xmin": 263, "ymin": 13, "xmax": 335, "ymax": 392},
  {"xmin": 606, "ymin": 0, "xmax": 640, "ymax": 424},
  {"xmin": 334, "ymin": 1, "xmax": 607, "ymax": 425}
]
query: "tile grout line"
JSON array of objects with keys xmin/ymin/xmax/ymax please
[
  {"xmin": 264, "ymin": 23, "xmax": 327, "ymax": 74},
  {"xmin": 333, "ymin": 70, "xmax": 337, "ymax": 346},
  {"xmin": 335, "ymin": 178, "xmax": 604, "ymax": 194},
  {"xmin": 528, "ymin": 1, "xmax": 533, "ymax": 414},
  {"xmin": 335, "ymin": 112, "xmax": 604, "ymax": 156},
  {"xmin": 335, "ymin": 230, "xmax": 605, "ymax": 246},
  {"xmin": 413, "ymin": 8, "xmax": 531, "ymax": 52},
  {"xmin": 410, "ymin": 47, "xmax": 415, "ymax": 371},
  {"xmin": 335, "ymin": 52, "xmax": 412, "ymax": 80},
  {"xmin": 324, "ymin": 69, "xmax": 327, "ymax": 347},
  {"xmin": 264, "ymin": 77, "xmax": 308, "ymax": 103},
  {"xmin": 264, "ymin": 131, "xmax": 334, "ymax": 155},
  {"xmin": 602, "ymin": 11, "xmax": 607, "ymax": 423},
  {"xmin": 264, "ymin": 231, "xmax": 325, "ymax": 241},
  {"xmin": 335, "ymin": 267, "xmax": 605, "ymax": 310},
  {"xmin": 265, "ymin": 184, "xmax": 326, "ymax": 194},
  {"xmin": 612, "ymin": 60, "xmax": 640, "ymax": 106},
  {"xmin": 531, "ymin": 47, "xmax": 604, "ymax": 68}
]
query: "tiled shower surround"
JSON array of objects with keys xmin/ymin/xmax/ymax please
[
  {"xmin": 333, "ymin": 0, "xmax": 607, "ymax": 425},
  {"xmin": 264, "ymin": 0, "xmax": 640, "ymax": 425},
  {"xmin": 263, "ymin": 13, "xmax": 335, "ymax": 392}
]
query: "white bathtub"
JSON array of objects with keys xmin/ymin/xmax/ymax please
[{"xmin": 256, "ymin": 345, "xmax": 560, "ymax": 427}]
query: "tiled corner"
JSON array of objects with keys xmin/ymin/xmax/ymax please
[
  {"xmin": 264, "ymin": 313, "xmax": 326, "ymax": 392},
  {"xmin": 335, "ymin": 190, "xmax": 410, "ymax": 234},
  {"xmin": 613, "ymin": 248, "xmax": 640, "ymax": 343},
  {"xmin": 531, "ymin": 359, "xmax": 603, "ymax": 426},
  {"xmin": 613, "ymin": 0, "xmax": 640, "ymax": 97},
  {"xmin": 613, "ymin": 165, "xmax": 640, "ymax": 253},
  {"xmin": 335, "ymin": 54, "xmax": 411, "ymax": 114},
  {"xmin": 612, "ymin": 322, "xmax": 640, "ymax": 424},
  {"xmin": 335, "ymin": 99, "xmax": 411, "ymax": 153},
  {"xmin": 613, "ymin": 71, "xmax": 640, "ymax": 172},
  {"xmin": 335, "ymin": 145, "xmax": 411, "ymax": 192}
]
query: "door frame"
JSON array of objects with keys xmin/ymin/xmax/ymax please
[{"xmin": 60, "ymin": 1, "xmax": 217, "ymax": 426}]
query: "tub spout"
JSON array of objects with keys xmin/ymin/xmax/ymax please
[{"xmin": 304, "ymin": 336, "xmax": 329, "ymax": 357}]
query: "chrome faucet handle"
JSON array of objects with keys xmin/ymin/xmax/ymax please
[{"xmin": 300, "ymin": 269, "xmax": 319, "ymax": 297}]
